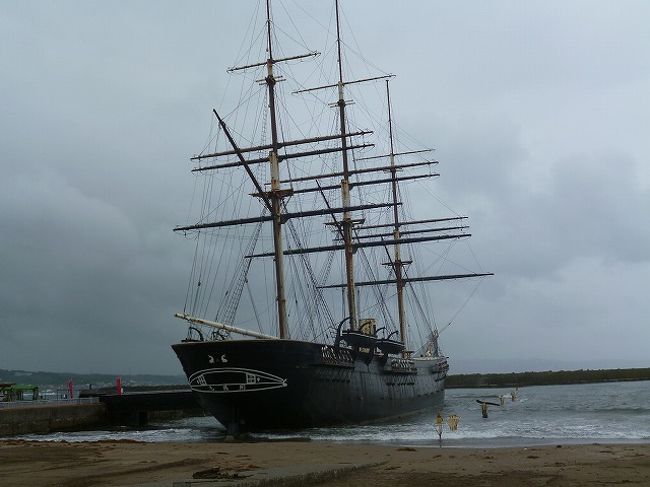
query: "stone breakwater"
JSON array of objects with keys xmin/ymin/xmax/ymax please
[{"xmin": 0, "ymin": 402, "xmax": 106, "ymax": 436}]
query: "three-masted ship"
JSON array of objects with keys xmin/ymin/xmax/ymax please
[{"xmin": 171, "ymin": 0, "xmax": 491, "ymax": 435}]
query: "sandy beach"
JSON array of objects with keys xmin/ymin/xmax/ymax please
[{"xmin": 1, "ymin": 440, "xmax": 648, "ymax": 486}]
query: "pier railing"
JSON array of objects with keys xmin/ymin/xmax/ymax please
[{"xmin": 0, "ymin": 397, "xmax": 100, "ymax": 410}]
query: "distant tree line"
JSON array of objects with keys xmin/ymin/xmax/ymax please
[{"xmin": 446, "ymin": 367, "xmax": 650, "ymax": 388}]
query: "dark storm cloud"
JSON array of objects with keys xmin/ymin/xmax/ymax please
[
  {"xmin": 0, "ymin": 1, "xmax": 214, "ymax": 373},
  {"xmin": 1, "ymin": 1, "xmax": 648, "ymax": 374}
]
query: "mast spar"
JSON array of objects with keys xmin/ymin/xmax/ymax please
[
  {"xmin": 335, "ymin": 0, "xmax": 359, "ymax": 330},
  {"xmin": 385, "ymin": 79, "xmax": 409, "ymax": 354},
  {"xmin": 265, "ymin": 0, "xmax": 289, "ymax": 339}
]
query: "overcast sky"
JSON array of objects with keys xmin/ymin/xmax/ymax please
[{"xmin": 1, "ymin": 1, "xmax": 649, "ymax": 375}]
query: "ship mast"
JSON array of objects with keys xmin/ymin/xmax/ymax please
[
  {"xmin": 174, "ymin": 1, "xmax": 493, "ymax": 342},
  {"xmin": 265, "ymin": 0, "xmax": 289, "ymax": 338},
  {"xmin": 385, "ymin": 80, "xmax": 408, "ymax": 352},
  {"xmin": 334, "ymin": 0, "xmax": 358, "ymax": 330}
]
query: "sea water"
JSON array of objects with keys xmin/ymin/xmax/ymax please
[{"xmin": 10, "ymin": 381, "xmax": 650, "ymax": 446}]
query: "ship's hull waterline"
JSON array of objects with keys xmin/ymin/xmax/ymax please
[{"xmin": 172, "ymin": 339, "xmax": 447, "ymax": 433}]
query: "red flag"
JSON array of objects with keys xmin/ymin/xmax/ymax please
[
  {"xmin": 67, "ymin": 379, "xmax": 74, "ymax": 400},
  {"xmin": 116, "ymin": 376, "xmax": 123, "ymax": 395}
]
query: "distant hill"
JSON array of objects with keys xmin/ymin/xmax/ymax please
[
  {"xmin": 0, "ymin": 368, "xmax": 186, "ymax": 389},
  {"xmin": 447, "ymin": 367, "xmax": 650, "ymax": 388}
]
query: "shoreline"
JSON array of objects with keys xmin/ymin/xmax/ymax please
[
  {"xmin": 2, "ymin": 439, "xmax": 649, "ymax": 486},
  {"xmin": 8, "ymin": 427, "xmax": 650, "ymax": 450},
  {"xmin": 6, "ymin": 433, "xmax": 650, "ymax": 450}
]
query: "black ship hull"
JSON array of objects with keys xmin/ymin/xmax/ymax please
[{"xmin": 172, "ymin": 339, "xmax": 447, "ymax": 433}]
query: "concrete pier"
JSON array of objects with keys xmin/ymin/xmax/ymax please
[
  {"xmin": 0, "ymin": 387, "xmax": 202, "ymax": 436},
  {"xmin": 99, "ymin": 389, "xmax": 201, "ymax": 426},
  {"xmin": 0, "ymin": 400, "xmax": 106, "ymax": 436}
]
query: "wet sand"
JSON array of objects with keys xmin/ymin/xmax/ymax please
[{"xmin": 1, "ymin": 440, "xmax": 649, "ymax": 486}]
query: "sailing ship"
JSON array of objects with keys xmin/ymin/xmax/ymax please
[{"xmin": 171, "ymin": 0, "xmax": 491, "ymax": 435}]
